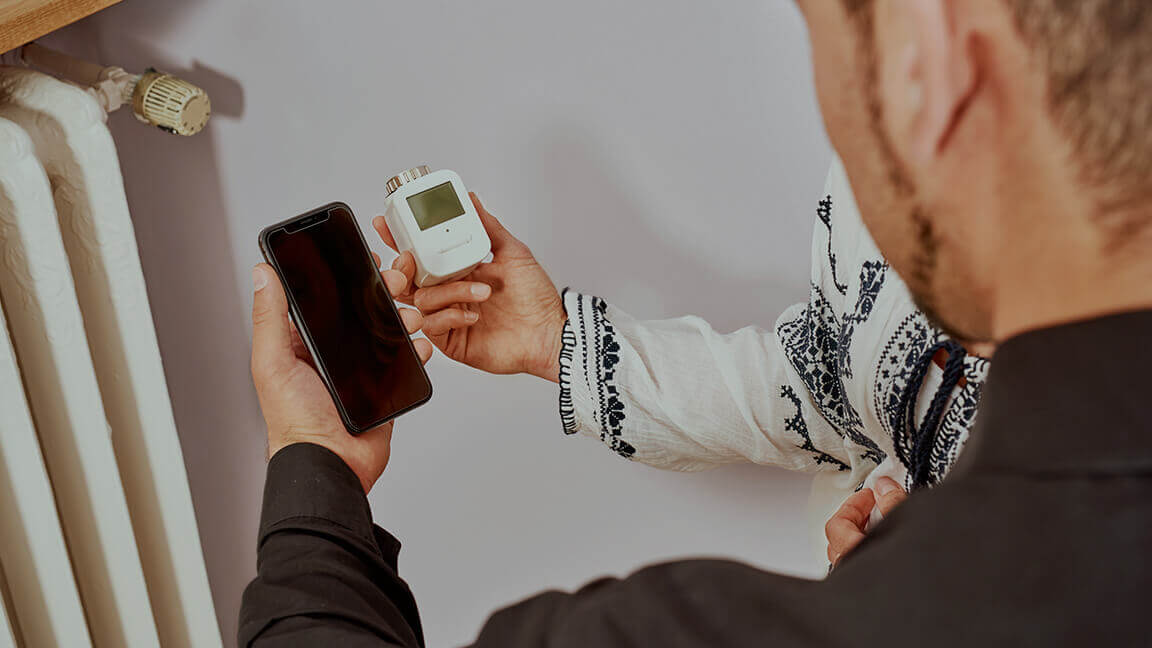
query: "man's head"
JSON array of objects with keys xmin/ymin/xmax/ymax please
[{"xmin": 796, "ymin": 0, "xmax": 1152, "ymax": 342}]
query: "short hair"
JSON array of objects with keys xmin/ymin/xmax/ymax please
[
  {"xmin": 1008, "ymin": 1, "xmax": 1152, "ymax": 237},
  {"xmin": 844, "ymin": 0, "xmax": 1152, "ymax": 240}
]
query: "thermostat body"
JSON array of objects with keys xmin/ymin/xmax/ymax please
[{"xmin": 383, "ymin": 167, "xmax": 491, "ymax": 287}]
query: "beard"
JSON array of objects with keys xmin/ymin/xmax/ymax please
[
  {"xmin": 870, "ymin": 143, "xmax": 992, "ymax": 343},
  {"xmin": 904, "ymin": 203, "xmax": 971, "ymax": 341},
  {"xmin": 870, "ymin": 132, "xmax": 988, "ymax": 342}
]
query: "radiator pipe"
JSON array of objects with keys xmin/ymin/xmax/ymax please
[{"xmin": 3, "ymin": 43, "xmax": 211, "ymax": 136}]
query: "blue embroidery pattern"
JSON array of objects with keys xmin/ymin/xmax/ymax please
[
  {"xmin": 777, "ymin": 267, "xmax": 887, "ymax": 466},
  {"xmin": 781, "ymin": 385, "xmax": 850, "ymax": 471},
  {"xmin": 588, "ymin": 297, "xmax": 634, "ymax": 459},
  {"xmin": 557, "ymin": 293, "xmax": 635, "ymax": 458},
  {"xmin": 818, "ymin": 195, "xmax": 850, "ymax": 296},
  {"xmin": 838, "ymin": 261, "xmax": 887, "ymax": 381},
  {"xmin": 874, "ymin": 313, "xmax": 937, "ymax": 464},
  {"xmin": 873, "ymin": 313, "xmax": 987, "ymax": 485},
  {"xmin": 558, "ymin": 310, "xmax": 578, "ymax": 434},
  {"xmin": 931, "ymin": 358, "xmax": 988, "ymax": 476}
]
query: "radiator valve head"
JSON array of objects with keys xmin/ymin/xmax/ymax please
[{"xmin": 132, "ymin": 70, "xmax": 211, "ymax": 136}]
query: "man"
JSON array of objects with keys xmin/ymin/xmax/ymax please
[{"xmin": 240, "ymin": 0, "xmax": 1152, "ymax": 645}]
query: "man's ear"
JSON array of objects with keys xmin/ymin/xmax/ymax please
[{"xmin": 877, "ymin": 0, "xmax": 977, "ymax": 166}]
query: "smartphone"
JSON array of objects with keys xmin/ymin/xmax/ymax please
[{"xmin": 259, "ymin": 202, "xmax": 432, "ymax": 434}]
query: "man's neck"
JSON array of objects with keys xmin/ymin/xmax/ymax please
[
  {"xmin": 992, "ymin": 212, "xmax": 1152, "ymax": 342},
  {"xmin": 988, "ymin": 127, "xmax": 1152, "ymax": 343}
]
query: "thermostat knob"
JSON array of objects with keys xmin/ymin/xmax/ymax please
[
  {"xmin": 385, "ymin": 165, "xmax": 431, "ymax": 197},
  {"xmin": 132, "ymin": 69, "xmax": 211, "ymax": 136}
]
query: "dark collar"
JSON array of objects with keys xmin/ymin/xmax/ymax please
[{"xmin": 955, "ymin": 309, "xmax": 1152, "ymax": 477}]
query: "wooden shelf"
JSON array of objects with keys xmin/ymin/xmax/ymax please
[{"xmin": 0, "ymin": 0, "xmax": 121, "ymax": 55}]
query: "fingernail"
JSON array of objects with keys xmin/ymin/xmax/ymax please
[
  {"xmin": 466, "ymin": 311, "xmax": 479, "ymax": 322},
  {"xmin": 252, "ymin": 266, "xmax": 268, "ymax": 291},
  {"xmin": 876, "ymin": 477, "xmax": 899, "ymax": 496},
  {"xmin": 471, "ymin": 283, "xmax": 491, "ymax": 298}
]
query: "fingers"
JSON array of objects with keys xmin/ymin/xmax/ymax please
[
  {"xmin": 399, "ymin": 306, "xmax": 423, "ymax": 335},
  {"xmin": 830, "ymin": 488, "xmax": 876, "ymax": 530},
  {"xmin": 413, "ymin": 338, "xmax": 433, "ymax": 364},
  {"xmin": 824, "ymin": 479, "xmax": 908, "ymax": 568},
  {"xmin": 382, "ymin": 268, "xmax": 410, "ymax": 299},
  {"xmin": 251, "ymin": 264, "xmax": 296, "ymax": 379},
  {"xmin": 391, "ymin": 251, "xmax": 416, "ymax": 287},
  {"xmin": 413, "ymin": 280, "xmax": 491, "ymax": 313},
  {"xmin": 874, "ymin": 477, "xmax": 908, "ymax": 517},
  {"xmin": 470, "ymin": 193, "xmax": 518, "ymax": 253},
  {"xmin": 825, "ymin": 488, "xmax": 875, "ymax": 566},
  {"xmin": 385, "ymin": 253, "xmax": 416, "ymax": 305},
  {"xmin": 371, "ymin": 251, "xmax": 381, "ymax": 268},
  {"xmin": 423, "ymin": 308, "xmax": 479, "ymax": 337},
  {"xmin": 372, "ymin": 216, "xmax": 398, "ymax": 252}
]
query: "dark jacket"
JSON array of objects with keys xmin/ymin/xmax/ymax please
[{"xmin": 239, "ymin": 311, "xmax": 1152, "ymax": 647}]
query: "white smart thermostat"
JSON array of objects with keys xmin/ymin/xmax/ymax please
[{"xmin": 382, "ymin": 166, "xmax": 491, "ymax": 287}]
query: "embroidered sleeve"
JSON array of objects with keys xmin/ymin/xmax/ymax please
[
  {"xmin": 553, "ymin": 159, "xmax": 908, "ymax": 479},
  {"xmin": 557, "ymin": 290, "xmax": 854, "ymax": 473},
  {"xmin": 558, "ymin": 290, "xmax": 634, "ymax": 459},
  {"xmin": 771, "ymin": 157, "xmax": 898, "ymax": 471}
]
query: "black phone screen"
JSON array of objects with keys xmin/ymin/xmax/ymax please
[{"xmin": 262, "ymin": 204, "xmax": 431, "ymax": 432}]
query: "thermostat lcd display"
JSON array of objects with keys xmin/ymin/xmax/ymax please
[{"xmin": 407, "ymin": 181, "xmax": 465, "ymax": 231}]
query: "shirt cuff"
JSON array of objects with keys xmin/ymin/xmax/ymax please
[
  {"xmin": 558, "ymin": 295, "xmax": 579, "ymax": 434},
  {"xmin": 558, "ymin": 289, "xmax": 635, "ymax": 459},
  {"xmin": 259, "ymin": 443, "xmax": 379, "ymax": 552}
]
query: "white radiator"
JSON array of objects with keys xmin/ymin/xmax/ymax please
[
  {"xmin": 0, "ymin": 220, "xmax": 90, "ymax": 646},
  {"xmin": 0, "ymin": 66, "xmax": 220, "ymax": 648}
]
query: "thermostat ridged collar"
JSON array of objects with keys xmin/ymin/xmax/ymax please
[{"xmin": 385, "ymin": 166, "xmax": 432, "ymax": 197}]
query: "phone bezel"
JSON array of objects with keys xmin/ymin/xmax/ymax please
[{"xmin": 258, "ymin": 201, "xmax": 433, "ymax": 434}]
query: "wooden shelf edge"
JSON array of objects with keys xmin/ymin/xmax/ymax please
[{"xmin": 0, "ymin": 0, "xmax": 122, "ymax": 55}]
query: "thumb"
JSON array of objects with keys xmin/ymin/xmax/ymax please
[
  {"xmin": 470, "ymin": 193, "xmax": 520, "ymax": 253},
  {"xmin": 251, "ymin": 264, "xmax": 294, "ymax": 379},
  {"xmin": 874, "ymin": 477, "xmax": 909, "ymax": 517}
]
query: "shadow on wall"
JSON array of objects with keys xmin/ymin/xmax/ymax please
[
  {"xmin": 50, "ymin": 22, "xmax": 257, "ymax": 643},
  {"xmin": 532, "ymin": 124, "xmax": 803, "ymax": 332}
]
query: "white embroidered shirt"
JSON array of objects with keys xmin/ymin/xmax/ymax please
[{"xmin": 558, "ymin": 158, "xmax": 990, "ymax": 534}]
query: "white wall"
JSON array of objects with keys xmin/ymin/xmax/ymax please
[{"xmin": 50, "ymin": 1, "xmax": 833, "ymax": 645}]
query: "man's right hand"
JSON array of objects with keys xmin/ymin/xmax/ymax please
[{"xmin": 373, "ymin": 193, "xmax": 568, "ymax": 382}]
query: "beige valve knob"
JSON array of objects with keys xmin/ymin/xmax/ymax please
[
  {"xmin": 132, "ymin": 69, "xmax": 211, "ymax": 136},
  {"xmin": 385, "ymin": 166, "xmax": 432, "ymax": 197}
]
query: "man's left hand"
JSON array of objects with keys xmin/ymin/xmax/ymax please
[
  {"xmin": 825, "ymin": 477, "xmax": 907, "ymax": 568},
  {"xmin": 250, "ymin": 260, "xmax": 433, "ymax": 493}
]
